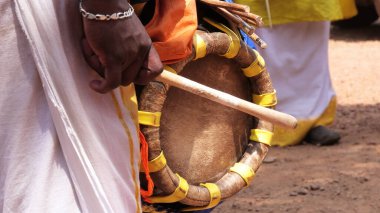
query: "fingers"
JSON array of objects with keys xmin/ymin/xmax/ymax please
[
  {"xmin": 81, "ymin": 38, "xmax": 104, "ymax": 76},
  {"xmin": 120, "ymin": 45, "xmax": 150, "ymax": 86},
  {"xmin": 121, "ymin": 60, "xmax": 142, "ymax": 86},
  {"xmin": 82, "ymin": 37, "xmax": 159, "ymax": 92},
  {"xmin": 134, "ymin": 47, "xmax": 164, "ymax": 85},
  {"xmin": 90, "ymin": 62, "xmax": 122, "ymax": 93},
  {"xmin": 82, "ymin": 37, "xmax": 125, "ymax": 93}
]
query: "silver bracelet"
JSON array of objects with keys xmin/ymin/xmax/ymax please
[{"xmin": 79, "ymin": 1, "xmax": 134, "ymax": 21}]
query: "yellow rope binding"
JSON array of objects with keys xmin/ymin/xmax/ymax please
[
  {"xmin": 250, "ymin": 129, "xmax": 274, "ymax": 146},
  {"xmin": 193, "ymin": 34, "xmax": 207, "ymax": 60},
  {"xmin": 164, "ymin": 65, "xmax": 177, "ymax": 74},
  {"xmin": 149, "ymin": 174, "xmax": 190, "ymax": 203},
  {"xmin": 229, "ymin": 163, "xmax": 255, "ymax": 186},
  {"xmin": 182, "ymin": 183, "xmax": 222, "ymax": 211},
  {"xmin": 138, "ymin": 111, "xmax": 161, "ymax": 127},
  {"xmin": 241, "ymin": 49, "xmax": 266, "ymax": 77},
  {"xmin": 252, "ymin": 90, "xmax": 277, "ymax": 107},
  {"xmin": 140, "ymin": 151, "xmax": 167, "ymax": 173},
  {"xmin": 203, "ymin": 18, "xmax": 241, "ymax": 59}
]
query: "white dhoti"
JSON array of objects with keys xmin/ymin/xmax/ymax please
[
  {"xmin": 1, "ymin": 0, "xmax": 141, "ymax": 212},
  {"xmin": 257, "ymin": 21, "xmax": 337, "ymax": 146}
]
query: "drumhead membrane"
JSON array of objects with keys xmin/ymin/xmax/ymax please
[{"xmin": 160, "ymin": 55, "xmax": 253, "ymax": 184}]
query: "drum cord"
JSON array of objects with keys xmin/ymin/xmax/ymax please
[{"xmin": 139, "ymin": 130, "xmax": 155, "ymax": 201}]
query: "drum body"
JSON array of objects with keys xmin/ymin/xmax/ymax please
[{"xmin": 139, "ymin": 28, "xmax": 276, "ymax": 210}]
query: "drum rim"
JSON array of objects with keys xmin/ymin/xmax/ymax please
[{"xmin": 139, "ymin": 27, "xmax": 275, "ymax": 210}]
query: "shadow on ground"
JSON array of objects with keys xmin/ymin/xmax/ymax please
[
  {"xmin": 334, "ymin": 103, "xmax": 380, "ymax": 144},
  {"xmin": 330, "ymin": 23, "xmax": 380, "ymax": 41}
]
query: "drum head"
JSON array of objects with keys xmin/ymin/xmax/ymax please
[{"xmin": 160, "ymin": 55, "xmax": 252, "ymax": 184}]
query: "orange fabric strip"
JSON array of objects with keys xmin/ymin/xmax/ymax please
[
  {"xmin": 139, "ymin": 130, "xmax": 154, "ymax": 202},
  {"xmin": 146, "ymin": 0, "xmax": 197, "ymax": 64}
]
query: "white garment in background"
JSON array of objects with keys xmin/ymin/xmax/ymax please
[
  {"xmin": 256, "ymin": 22, "xmax": 336, "ymax": 146},
  {"xmin": 1, "ymin": 0, "xmax": 141, "ymax": 212}
]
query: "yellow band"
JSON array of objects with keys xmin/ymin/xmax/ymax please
[
  {"xmin": 140, "ymin": 151, "xmax": 167, "ymax": 173},
  {"xmin": 229, "ymin": 163, "xmax": 255, "ymax": 186},
  {"xmin": 252, "ymin": 90, "xmax": 277, "ymax": 107},
  {"xmin": 149, "ymin": 174, "xmax": 189, "ymax": 203},
  {"xmin": 203, "ymin": 18, "xmax": 241, "ymax": 59},
  {"xmin": 164, "ymin": 65, "xmax": 177, "ymax": 74},
  {"xmin": 241, "ymin": 50, "xmax": 266, "ymax": 77},
  {"xmin": 193, "ymin": 34, "xmax": 207, "ymax": 60},
  {"xmin": 138, "ymin": 111, "xmax": 161, "ymax": 127},
  {"xmin": 250, "ymin": 129, "xmax": 274, "ymax": 146},
  {"xmin": 182, "ymin": 183, "xmax": 221, "ymax": 211}
]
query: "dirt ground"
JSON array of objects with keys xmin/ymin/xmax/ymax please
[{"xmin": 213, "ymin": 23, "xmax": 380, "ymax": 213}]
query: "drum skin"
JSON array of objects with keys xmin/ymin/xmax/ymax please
[{"xmin": 160, "ymin": 55, "xmax": 252, "ymax": 184}]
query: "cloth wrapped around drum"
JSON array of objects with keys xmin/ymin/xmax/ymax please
[{"xmin": 138, "ymin": 18, "xmax": 277, "ymax": 211}]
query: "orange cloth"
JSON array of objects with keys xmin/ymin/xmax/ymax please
[{"xmin": 145, "ymin": 0, "xmax": 197, "ymax": 64}]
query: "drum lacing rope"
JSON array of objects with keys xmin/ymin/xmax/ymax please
[{"xmin": 139, "ymin": 130, "xmax": 154, "ymax": 202}]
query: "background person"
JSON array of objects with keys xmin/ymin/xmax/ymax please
[{"xmin": 235, "ymin": 0, "xmax": 357, "ymax": 146}]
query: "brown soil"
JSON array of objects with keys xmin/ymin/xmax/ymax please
[{"xmin": 214, "ymin": 23, "xmax": 380, "ymax": 213}]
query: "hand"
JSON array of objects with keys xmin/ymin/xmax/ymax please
[{"xmin": 81, "ymin": 0, "xmax": 163, "ymax": 93}]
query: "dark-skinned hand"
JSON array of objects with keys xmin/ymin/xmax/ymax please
[{"xmin": 81, "ymin": 0, "xmax": 163, "ymax": 93}]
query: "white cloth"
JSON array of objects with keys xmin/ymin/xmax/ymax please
[
  {"xmin": 1, "ymin": 0, "xmax": 141, "ymax": 212},
  {"xmin": 256, "ymin": 21, "xmax": 335, "ymax": 120}
]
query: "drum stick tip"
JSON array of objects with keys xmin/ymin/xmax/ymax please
[
  {"xmin": 260, "ymin": 43, "xmax": 268, "ymax": 49},
  {"xmin": 290, "ymin": 120, "xmax": 298, "ymax": 129},
  {"xmin": 285, "ymin": 116, "xmax": 298, "ymax": 129}
]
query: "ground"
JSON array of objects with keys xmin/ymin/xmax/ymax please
[{"xmin": 213, "ymin": 23, "xmax": 380, "ymax": 213}]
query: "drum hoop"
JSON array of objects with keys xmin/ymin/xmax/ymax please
[{"xmin": 139, "ymin": 23, "xmax": 276, "ymax": 209}]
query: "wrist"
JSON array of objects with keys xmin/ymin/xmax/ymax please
[{"xmin": 81, "ymin": 0, "xmax": 131, "ymax": 14}]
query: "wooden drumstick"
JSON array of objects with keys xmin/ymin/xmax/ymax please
[{"xmin": 156, "ymin": 70, "xmax": 297, "ymax": 129}]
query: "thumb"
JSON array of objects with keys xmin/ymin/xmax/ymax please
[
  {"xmin": 90, "ymin": 63, "xmax": 122, "ymax": 93},
  {"xmin": 81, "ymin": 38, "xmax": 104, "ymax": 76}
]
